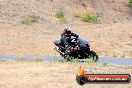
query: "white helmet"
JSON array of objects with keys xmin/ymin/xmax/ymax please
[{"xmin": 64, "ymin": 27, "xmax": 71, "ymax": 34}]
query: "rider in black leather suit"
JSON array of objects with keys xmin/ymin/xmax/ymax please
[{"xmin": 60, "ymin": 27, "xmax": 79, "ymax": 55}]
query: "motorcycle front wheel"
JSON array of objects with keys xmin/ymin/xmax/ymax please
[
  {"xmin": 88, "ymin": 51, "xmax": 98, "ymax": 62},
  {"xmin": 63, "ymin": 55, "xmax": 70, "ymax": 62}
]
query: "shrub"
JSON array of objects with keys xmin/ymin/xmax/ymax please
[
  {"xmin": 32, "ymin": 58, "xmax": 43, "ymax": 62},
  {"xmin": 15, "ymin": 58, "xmax": 30, "ymax": 62},
  {"xmin": 59, "ymin": 17, "xmax": 67, "ymax": 23},
  {"xmin": 103, "ymin": 62, "xmax": 108, "ymax": 66},
  {"xmin": 29, "ymin": 13, "xmax": 40, "ymax": 22},
  {"xmin": 20, "ymin": 13, "xmax": 40, "ymax": 25},
  {"xmin": 69, "ymin": 57, "xmax": 79, "ymax": 63},
  {"xmin": 56, "ymin": 10, "xmax": 67, "ymax": 23},
  {"xmin": 121, "ymin": 54, "xmax": 125, "ymax": 58},
  {"xmin": 129, "ymin": 0, "xmax": 132, "ymax": 6},
  {"xmin": 16, "ymin": 58, "xmax": 43, "ymax": 62},
  {"xmin": 56, "ymin": 10, "xmax": 65, "ymax": 18},
  {"xmin": 113, "ymin": 53, "xmax": 118, "ymax": 57},
  {"xmin": 74, "ymin": 13, "xmax": 82, "ymax": 18},
  {"xmin": 20, "ymin": 16, "xmax": 31, "ymax": 25},
  {"xmin": 81, "ymin": 13, "xmax": 100, "ymax": 23}
]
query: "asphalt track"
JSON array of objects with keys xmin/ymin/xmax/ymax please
[{"xmin": 0, "ymin": 54, "xmax": 132, "ymax": 65}]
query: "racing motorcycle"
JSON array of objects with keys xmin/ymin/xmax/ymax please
[{"xmin": 53, "ymin": 36, "xmax": 98, "ymax": 62}]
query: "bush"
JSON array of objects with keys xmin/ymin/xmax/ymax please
[
  {"xmin": 15, "ymin": 58, "xmax": 30, "ymax": 62},
  {"xmin": 113, "ymin": 53, "xmax": 118, "ymax": 57},
  {"xmin": 20, "ymin": 13, "xmax": 40, "ymax": 25},
  {"xmin": 69, "ymin": 57, "xmax": 79, "ymax": 63},
  {"xmin": 56, "ymin": 10, "xmax": 67, "ymax": 23},
  {"xmin": 59, "ymin": 17, "xmax": 67, "ymax": 23},
  {"xmin": 32, "ymin": 58, "xmax": 43, "ymax": 62},
  {"xmin": 74, "ymin": 13, "xmax": 82, "ymax": 18},
  {"xmin": 15, "ymin": 58, "xmax": 43, "ymax": 62},
  {"xmin": 56, "ymin": 10, "xmax": 65, "ymax": 18},
  {"xmin": 103, "ymin": 62, "xmax": 108, "ymax": 66},
  {"xmin": 129, "ymin": 0, "xmax": 132, "ymax": 6},
  {"xmin": 81, "ymin": 13, "xmax": 100, "ymax": 23}
]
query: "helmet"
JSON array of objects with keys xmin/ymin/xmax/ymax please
[{"xmin": 64, "ymin": 27, "xmax": 71, "ymax": 35}]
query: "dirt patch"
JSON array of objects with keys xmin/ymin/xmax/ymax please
[
  {"xmin": 0, "ymin": 22, "xmax": 131, "ymax": 57},
  {"xmin": 0, "ymin": 60, "xmax": 132, "ymax": 88},
  {"xmin": 0, "ymin": 0, "xmax": 132, "ymax": 57}
]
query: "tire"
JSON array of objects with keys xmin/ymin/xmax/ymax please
[
  {"xmin": 64, "ymin": 55, "xmax": 70, "ymax": 62},
  {"xmin": 89, "ymin": 51, "xmax": 98, "ymax": 62},
  {"xmin": 76, "ymin": 75, "xmax": 86, "ymax": 85}
]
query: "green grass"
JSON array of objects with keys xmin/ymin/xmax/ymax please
[
  {"xmin": 15, "ymin": 58, "xmax": 30, "ymax": 62},
  {"xmin": 32, "ymin": 58, "xmax": 43, "ymax": 62},
  {"xmin": 69, "ymin": 57, "xmax": 79, "ymax": 63},
  {"xmin": 56, "ymin": 10, "xmax": 65, "ymax": 18},
  {"xmin": 113, "ymin": 54, "xmax": 125, "ymax": 58},
  {"xmin": 20, "ymin": 13, "xmax": 40, "ymax": 25},
  {"xmin": 56, "ymin": 10, "xmax": 67, "ymax": 23},
  {"xmin": 129, "ymin": 0, "xmax": 132, "ymax": 6},
  {"xmin": 103, "ymin": 62, "xmax": 108, "ymax": 66},
  {"xmin": 58, "ymin": 59, "xmax": 65, "ymax": 63},
  {"xmin": 87, "ymin": 58, "xmax": 97, "ymax": 65},
  {"xmin": 74, "ymin": 13, "xmax": 82, "ymax": 18},
  {"xmin": 113, "ymin": 53, "xmax": 118, "ymax": 58},
  {"xmin": 58, "ymin": 57, "xmax": 80, "ymax": 63},
  {"xmin": 15, "ymin": 58, "xmax": 43, "ymax": 62},
  {"xmin": 121, "ymin": 54, "xmax": 125, "ymax": 58},
  {"xmin": 81, "ymin": 13, "xmax": 100, "ymax": 23}
]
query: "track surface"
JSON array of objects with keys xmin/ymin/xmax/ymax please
[{"xmin": 0, "ymin": 54, "xmax": 132, "ymax": 65}]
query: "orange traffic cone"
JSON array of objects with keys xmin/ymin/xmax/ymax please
[{"xmin": 77, "ymin": 65, "xmax": 86, "ymax": 76}]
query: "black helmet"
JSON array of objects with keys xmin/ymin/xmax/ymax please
[{"xmin": 64, "ymin": 27, "xmax": 71, "ymax": 35}]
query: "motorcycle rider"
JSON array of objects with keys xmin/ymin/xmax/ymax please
[{"xmin": 61, "ymin": 27, "xmax": 79, "ymax": 55}]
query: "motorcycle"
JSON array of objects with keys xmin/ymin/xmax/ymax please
[{"xmin": 53, "ymin": 36, "xmax": 98, "ymax": 62}]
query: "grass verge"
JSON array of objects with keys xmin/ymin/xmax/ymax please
[
  {"xmin": 15, "ymin": 58, "xmax": 43, "ymax": 62},
  {"xmin": 82, "ymin": 13, "xmax": 100, "ymax": 23},
  {"xmin": 129, "ymin": 0, "xmax": 132, "ymax": 6},
  {"xmin": 20, "ymin": 13, "xmax": 40, "ymax": 25},
  {"xmin": 56, "ymin": 10, "xmax": 67, "ymax": 23},
  {"xmin": 75, "ymin": 12, "xmax": 101, "ymax": 23}
]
